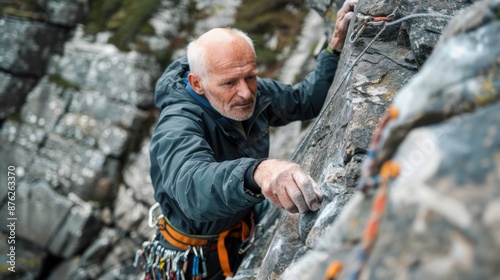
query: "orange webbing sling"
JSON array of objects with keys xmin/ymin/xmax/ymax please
[{"xmin": 157, "ymin": 214, "xmax": 253, "ymax": 277}]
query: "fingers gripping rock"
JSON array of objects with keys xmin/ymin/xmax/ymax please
[{"xmin": 254, "ymin": 159, "xmax": 322, "ymax": 214}]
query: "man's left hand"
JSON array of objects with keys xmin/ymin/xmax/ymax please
[{"xmin": 329, "ymin": 0, "xmax": 358, "ymax": 51}]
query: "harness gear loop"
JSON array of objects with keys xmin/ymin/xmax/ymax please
[{"xmin": 157, "ymin": 213, "xmax": 255, "ymax": 277}]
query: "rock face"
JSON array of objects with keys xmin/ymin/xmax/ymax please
[
  {"xmin": 0, "ymin": 1, "xmax": 160, "ymax": 278},
  {"xmin": 0, "ymin": 18, "xmax": 66, "ymax": 119},
  {"xmin": 251, "ymin": 0, "xmax": 500, "ymax": 279},
  {"xmin": 0, "ymin": 0, "xmax": 498, "ymax": 279},
  {"xmin": 0, "ymin": 0, "xmax": 86, "ymax": 119}
]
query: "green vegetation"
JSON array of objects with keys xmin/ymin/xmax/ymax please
[
  {"xmin": 83, "ymin": 0, "xmax": 307, "ymax": 76},
  {"xmin": 48, "ymin": 74, "xmax": 81, "ymax": 91},
  {"xmin": 85, "ymin": 0, "xmax": 198, "ymax": 68},
  {"xmin": 86, "ymin": 0, "xmax": 162, "ymax": 51},
  {"xmin": 7, "ymin": 109, "xmax": 22, "ymax": 123},
  {"xmin": 0, "ymin": 0, "xmax": 47, "ymax": 21},
  {"xmin": 3, "ymin": 0, "xmax": 307, "ymax": 76},
  {"xmin": 234, "ymin": 0, "xmax": 308, "ymax": 77}
]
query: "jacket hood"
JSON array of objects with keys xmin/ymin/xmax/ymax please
[{"xmin": 154, "ymin": 56, "xmax": 191, "ymax": 110}]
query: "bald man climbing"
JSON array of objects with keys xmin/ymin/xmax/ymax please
[{"xmin": 149, "ymin": 1, "xmax": 357, "ymax": 278}]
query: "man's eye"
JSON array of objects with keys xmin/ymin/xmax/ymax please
[
  {"xmin": 224, "ymin": 81, "xmax": 233, "ymax": 86},
  {"xmin": 246, "ymin": 75, "xmax": 256, "ymax": 81}
]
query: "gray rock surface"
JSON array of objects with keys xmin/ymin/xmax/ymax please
[
  {"xmin": 0, "ymin": 232, "xmax": 46, "ymax": 279},
  {"xmin": 0, "ymin": 72, "xmax": 37, "ymax": 119},
  {"xmin": 48, "ymin": 195, "xmax": 101, "ymax": 258},
  {"xmin": 0, "ymin": 182, "xmax": 73, "ymax": 247},
  {"xmin": 262, "ymin": 0, "xmax": 499, "ymax": 279},
  {"xmin": 47, "ymin": 31, "xmax": 159, "ymax": 108},
  {"xmin": 0, "ymin": 18, "xmax": 66, "ymax": 76},
  {"xmin": 37, "ymin": 0, "xmax": 89, "ymax": 27},
  {"xmin": 20, "ymin": 77, "xmax": 69, "ymax": 131},
  {"xmin": 0, "ymin": 14, "xmax": 66, "ymax": 118},
  {"xmin": 123, "ymin": 139, "xmax": 157, "ymax": 206},
  {"xmin": 1, "ymin": 0, "xmax": 498, "ymax": 279},
  {"xmin": 113, "ymin": 184, "xmax": 150, "ymax": 236}
]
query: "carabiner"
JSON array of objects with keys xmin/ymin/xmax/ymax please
[
  {"xmin": 349, "ymin": 23, "xmax": 367, "ymax": 43},
  {"xmin": 148, "ymin": 202, "xmax": 165, "ymax": 228}
]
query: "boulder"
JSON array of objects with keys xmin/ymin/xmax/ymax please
[
  {"xmin": 68, "ymin": 89, "xmax": 149, "ymax": 131},
  {"xmin": 59, "ymin": 228, "xmax": 122, "ymax": 280},
  {"xmin": 54, "ymin": 113, "xmax": 130, "ymax": 157},
  {"xmin": 36, "ymin": 133, "xmax": 112, "ymax": 200},
  {"xmin": 0, "ymin": 180, "xmax": 99, "ymax": 259},
  {"xmin": 244, "ymin": 0, "xmax": 499, "ymax": 278}
]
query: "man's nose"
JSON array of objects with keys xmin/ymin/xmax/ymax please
[{"xmin": 236, "ymin": 79, "xmax": 252, "ymax": 99}]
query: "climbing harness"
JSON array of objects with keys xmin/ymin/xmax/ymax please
[{"xmin": 143, "ymin": 202, "xmax": 256, "ymax": 278}]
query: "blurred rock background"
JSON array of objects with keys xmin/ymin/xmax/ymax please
[{"xmin": 1, "ymin": 0, "xmax": 499, "ymax": 279}]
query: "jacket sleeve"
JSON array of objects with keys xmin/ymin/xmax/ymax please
[
  {"xmin": 260, "ymin": 49, "xmax": 340, "ymax": 126},
  {"xmin": 150, "ymin": 111, "xmax": 264, "ymax": 222}
]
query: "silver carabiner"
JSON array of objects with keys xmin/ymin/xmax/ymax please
[
  {"xmin": 148, "ymin": 202, "xmax": 165, "ymax": 228},
  {"xmin": 349, "ymin": 23, "xmax": 367, "ymax": 43}
]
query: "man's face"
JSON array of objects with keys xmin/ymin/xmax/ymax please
[{"xmin": 193, "ymin": 41, "xmax": 258, "ymax": 121}]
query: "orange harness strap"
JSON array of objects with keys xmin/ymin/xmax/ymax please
[
  {"xmin": 218, "ymin": 220, "xmax": 250, "ymax": 277},
  {"xmin": 158, "ymin": 217, "xmax": 252, "ymax": 277},
  {"xmin": 158, "ymin": 218, "xmax": 210, "ymax": 250}
]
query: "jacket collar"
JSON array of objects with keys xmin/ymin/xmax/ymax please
[{"xmin": 183, "ymin": 71, "xmax": 221, "ymax": 116}]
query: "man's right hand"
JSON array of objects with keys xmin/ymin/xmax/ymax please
[{"xmin": 253, "ymin": 159, "xmax": 323, "ymax": 214}]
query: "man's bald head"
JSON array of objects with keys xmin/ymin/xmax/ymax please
[{"xmin": 187, "ymin": 28, "xmax": 255, "ymax": 81}]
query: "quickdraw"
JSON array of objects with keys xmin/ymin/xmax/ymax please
[
  {"xmin": 349, "ymin": 9, "xmax": 453, "ymax": 43},
  {"xmin": 349, "ymin": 13, "xmax": 394, "ymax": 43}
]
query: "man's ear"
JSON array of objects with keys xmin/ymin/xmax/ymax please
[{"xmin": 187, "ymin": 73, "xmax": 205, "ymax": 95}]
